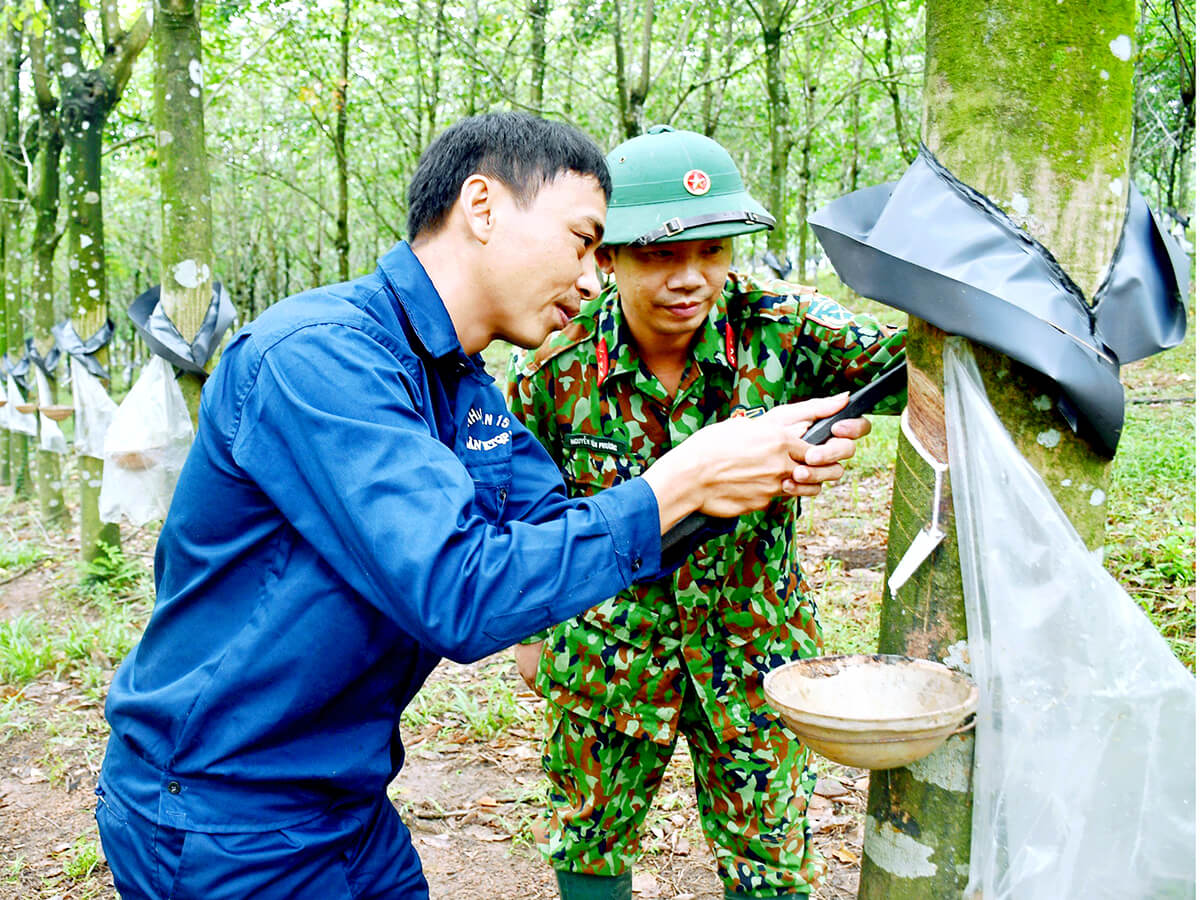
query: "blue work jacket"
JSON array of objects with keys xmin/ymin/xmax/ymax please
[{"xmin": 101, "ymin": 241, "xmax": 666, "ymax": 833}]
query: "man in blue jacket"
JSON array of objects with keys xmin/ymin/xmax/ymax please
[{"xmin": 96, "ymin": 112, "xmax": 868, "ymax": 900}]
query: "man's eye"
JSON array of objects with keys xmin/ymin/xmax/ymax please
[{"xmin": 575, "ymin": 233, "xmax": 594, "ymax": 248}]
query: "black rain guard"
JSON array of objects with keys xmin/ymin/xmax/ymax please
[
  {"xmin": 26, "ymin": 335, "xmax": 62, "ymax": 379},
  {"xmin": 809, "ymin": 144, "xmax": 1190, "ymax": 457},
  {"xmin": 128, "ymin": 281, "xmax": 236, "ymax": 375},
  {"xmin": 53, "ymin": 318, "xmax": 114, "ymax": 381}
]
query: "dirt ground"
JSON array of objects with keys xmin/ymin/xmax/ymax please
[{"xmin": 0, "ymin": 471, "xmax": 893, "ymax": 900}]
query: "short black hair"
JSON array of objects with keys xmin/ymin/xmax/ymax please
[{"xmin": 406, "ymin": 112, "xmax": 612, "ymax": 241}]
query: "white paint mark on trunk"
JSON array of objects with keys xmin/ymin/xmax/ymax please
[
  {"xmin": 1089, "ymin": 488, "xmax": 1106, "ymax": 506},
  {"xmin": 905, "ymin": 737, "xmax": 971, "ymax": 793},
  {"xmin": 1036, "ymin": 429, "xmax": 1061, "ymax": 448},
  {"xmin": 863, "ymin": 815, "xmax": 938, "ymax": 878},
  {"xmin": 189, "ymin": 59, "xmax": 203, "ymax": 85},
  {"xmin": 79, "ymin": 234, "xmax": 93, "ymax": 249},
  {"xmin": 84, "ymin": 192, "xmax": 99, "ymax": 205},
  {"xmin": 171, "ymin": 259, "xmax": 211, "ymax": 290},
  {"xmin": 1108, "ymin": 34, "xmax": 1132, "ymax": 61}
]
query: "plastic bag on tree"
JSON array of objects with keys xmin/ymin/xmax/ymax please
[
  {"xmin": 99, "ymin": 356, "xmax": 194, "ymax": 526},
  {"xmin": 5, "ymin": 375, "xmax": 35, "ymax": 436},
  {"xmin": 944, "ymin": 338, "xmax": 1195, "ymax": 899},
  {"xmin": 33, "ymin": 367, "xmax": 67, "ymax": 454},
  {"xmin": 70, "ymin": 357, "xmax": 117, "ymax": 459}
]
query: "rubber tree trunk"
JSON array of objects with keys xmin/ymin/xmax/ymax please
[
  {"xmin": 154, "ymin": 0, "xmax": 214, "ymax": 423},
  {"xmin": 859, "ymin": 2, "xmax": 1136, "ymax": 897},
  {"xmin": 756, "ymin": 0, "xmax": 793, "ymax": 259},
  {"xmin": 333, "ymin": 0, "xmax": 350, "ymax": 283},
  {"xmin": 29, "ymin": 30, "xmax": 66, "ymax": 527},
  {"xmin": 0, "ymin": 21, "xmax": 27, "ymax": 498},
  {"xmin": 53, "ymin": 0, "xmax": 150, "ymax": 561}
]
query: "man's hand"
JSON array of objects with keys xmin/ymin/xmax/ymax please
[
  {"xmin": 641, "ymin": 394, "xmax": 866, "ymax": 532},
  {"xmin": 790, "ymin": 414, "xmax": 871, "ymax": 496},
  {"xmin": 514, "ymin": 641, "xmax": 542, "ymax": 691}
]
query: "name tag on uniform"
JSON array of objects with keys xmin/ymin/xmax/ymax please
[
  {"xmin": 565, "ymin": 433, "xmax": 628, "ymax": 455},
  {"xmin": 730, "ymin": 405, "xmax": 767, "ymax": 419}
]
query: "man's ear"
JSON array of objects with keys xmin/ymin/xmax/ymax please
[
  {"xmin": 595, "ymin": 245, "xmax": 617, "ymax": 275},
  {"xmin": 458, "ymin": 174, "xmax": 496, "ymax": 243}
]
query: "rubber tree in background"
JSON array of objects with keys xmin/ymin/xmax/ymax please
[
  {"xmin": 154, "ymin": 0, "xmax": 214, "ymax": 422},
  {"xmin": 28, "ymin": 27, "xmax": 66, "ymax": 527},
  {"xmin": 49, "ymin": 0, "xmax": 150, "ymax": 561},
  {"xmin": 858, "ymin": 1, "xmax": 1137, "ymax": 896},
  {"xmin": 0, "ymin": 19, "xmax": 29, "ymax": 497}
]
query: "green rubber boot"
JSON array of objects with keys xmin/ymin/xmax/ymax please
[
  {"xmin": 723, "ymin": 892, "xmax": 811, "ymax": 900},
  {"xmin": 554, "ymin": 870, "xmax": 633, "ymax": 900}
]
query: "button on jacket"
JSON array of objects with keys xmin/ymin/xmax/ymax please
[{"xmin": 101, "ymin": 241, "xmax": 667, "ymax": 832}]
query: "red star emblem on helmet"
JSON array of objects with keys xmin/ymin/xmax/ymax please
[{"xmin": 683, "ymin": 169, "xmax": 711, "ymax": 196}]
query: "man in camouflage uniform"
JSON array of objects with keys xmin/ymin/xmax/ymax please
[{"xmin": 507, "ymin": 126, "xmax": 906, "ymax": 900}]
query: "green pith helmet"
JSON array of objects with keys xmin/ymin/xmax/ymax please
[{"xmin": 602, "ymin": 125, "xmax": 774, "ymax": 246}]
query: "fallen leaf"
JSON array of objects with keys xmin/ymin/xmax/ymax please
[
  {"xmin": 814, "ymin": 777, "xmax": 848, "ymax": 798},
  {"xmin": 419, "ymin": 834, "xmax": 452, "ymax": 849},
  {"xmin": 20, "ymin": 769, "xmax": 47, "ymax": 785},
  {"xmin": 631, "ymin": 873, "xmax": 660, "ymax": 896},
  {"xmin": 477, "ymin": 795, "xmax": 499, "ymax": 808},
  {"xmin": 833, "ymin": 844, "xmax": 860, "ymax": 865},
  {"xmin": 671, "ymin": 838, "xmax": 691, "ymax": 856}
]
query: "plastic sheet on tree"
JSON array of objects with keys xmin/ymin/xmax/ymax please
[
  {"xmin": 943, "ymin": 337, "xmax": 1196, "ymax": 898},
  {"xmin": 128, "ymin": 281, "xmax": 236, "ymax": 375},
  {"xmin": 809, "ymin": 144, "xmax": 1190, "ymax": 457},
  {"xmin": 70, "ymin": 357, "xmax": 117, "ymax": 460},
  {"xmin": 53, "ymin": 318, "xmax": 114, "ymax": 380},
  {"xmin": 99, "ymin": 356, "xmax": 194, "ymax": 526},
  {"xmin": 33, "ymin": 367, "xmax": 67, "ymax": 455},
  {"xmin": 3, "ymin": 375, "xmax": 36, "ymax": 436}
]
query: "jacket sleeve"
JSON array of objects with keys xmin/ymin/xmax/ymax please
[
  {"xmin": 229, "ymin": 324, "xmax": 663, "ymax": 663},
  {"xmin": 789, "ymin": 293, "xmax": 908, "ymax": 413}
]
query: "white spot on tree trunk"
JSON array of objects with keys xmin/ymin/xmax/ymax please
[
  {"xmin": 61, "ymin": 62, "xmax": 78, "ymax": 78},
  {"xmin": 79, "ymin": 234, "xmax": 92, "ymax": 249},
  {"xmin": 1036, "ymin": 429, "xmax": 1061, "ymax": 448},
  {"xmin": 190, "ymin": 87, "xmax": 200, "ymax": 98},
  {"xmin": 941, "ymin": 640, "xmax": 971, "ymax": 675},
  {"xmin": 171, "ymin": 259, "xmax": 210, "ymax": 289},
  {"xmin": 1089, "ymin": 489, "xmax": 1106, "ymax": 506},
  {"xmin": 84, "ymin": 192, "xmax": 99, "ymax": 204},
  {"xmin": 1033, "ymin": 394, "xmax": 1052, "ymax": 411},
  {"xmin": 158, "ymin": 130, "xmax": 174, "ymax": 146},
  {"xmin": 863, "ymin": 815, "xmax": 938, "ymax": 878},
  {"xmin": 189, "ymin": 59, "xmax": 203, "ymax": 85},
  {"xmin": 1108, "ymin": 178, "xmax": 1124, "ymax": 196},
  {"xmin": 905, "ymin": 736, "xmax": 971, "ymax": 793},
  {"xmin": 1100, "ymin": 69, "xmax": 1110, "ymax": 80},
  {"xmin": 1109, "ymin": 34, "xmax": 1132, "ymax": 61},
  {"xmin": 1010, "ymin": 192, "xmax": 1030, "ymax": 217}
]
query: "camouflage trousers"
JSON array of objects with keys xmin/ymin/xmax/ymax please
[{"xmin": 536, "ymin": 680, "xmax": 827, "ymax": 897}]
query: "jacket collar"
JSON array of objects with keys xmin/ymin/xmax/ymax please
[
  {"xmin": 376, "ymin": 241, "xmax": 484, "ymax": 374},
  {"xmin": 593, "ymin": 280, "xmax": 736, "ymax": 386}
]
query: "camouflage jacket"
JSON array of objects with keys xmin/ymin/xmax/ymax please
[{"xmin": 507, "ymin": 272, "xmax": 905, "ymax": 744}]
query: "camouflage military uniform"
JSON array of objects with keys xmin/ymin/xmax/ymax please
[{"xmin": 507, "ymin": 271, "xmax": 905, "ymax": 897}]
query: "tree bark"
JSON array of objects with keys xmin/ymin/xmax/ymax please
[
  {"xmin": 52, "ymin": 0, "xmax": 151, "ymax": 561},
  {"xmin": 334, "ymin": 0, "xmax": 350, "ymax": 282},
  {"xmin": 528, "ymin": 0, "xmax": 548, "ymax": 111},
  {"xmin": 859, "ymin": 2, "xmax": 1137, "ymax": 896},
  {"xmin": 29, "ymin": 30, "xmax": 67, "ymax": 527},
  {"xmin": 749, "ymin": 0, "xmax": 798, "ymax": 258},
  {"xmin": 0, "ymin": 20, "xmax": 27, "ymax": 497},
  {"xmin": 154, "ymin": 0, "xmax": 214, "ymax": 422}
]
